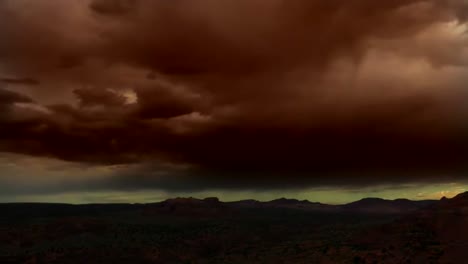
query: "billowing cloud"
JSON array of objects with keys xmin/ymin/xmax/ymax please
[
  {"xmin": 0, "ymin": 0, "xmax": 468, "ymax": 192},
  {"xmin": 0, "ymin": 77, "xmax": 40, "ymax": 86}
]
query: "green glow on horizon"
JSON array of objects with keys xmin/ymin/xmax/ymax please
[
  {"xmin": 1, "ymin": 153, "xmax": 466, "ymax": 205},
  {"xmin": 2, "ymin": 182, "xmax": 466, "ymax": 204}
]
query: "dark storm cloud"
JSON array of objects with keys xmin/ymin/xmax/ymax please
[
  {"xmin": 84, "ymin": 162, "xmax": 466, "ymax": 193},
  {"xmin": 90, "ymin": 0, "xmax": 137, "ymax": 16},
  {"xmin": 74, "ymin": 87, "xmax": 127, "ymax": 107},
  {"xmin": 88, "ymin": 0, "xmax": 459, "ymax": 75},
  {"xmin": 0, "ymin": 77, "xmax": 40, "ymax": 86},
  {"xmin": 134, "ymin": 85, "xmax": 200, "ymax": 119},
  {"xmin": 0, "ymin": 0, "xmax": 468, "ymax": 190},
  {"xmin": 0, "ymin": 88, "xmax": 33, "ymax": 105}
]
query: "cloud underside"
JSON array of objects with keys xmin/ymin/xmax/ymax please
[{"xmin": 1, "ymin": 0, "xmax": 468, "ymax": 189}]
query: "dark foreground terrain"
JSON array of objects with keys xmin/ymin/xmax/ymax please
[{"xmin": 1, "ymin": 193, "xmax": 467, "ymax": 264}]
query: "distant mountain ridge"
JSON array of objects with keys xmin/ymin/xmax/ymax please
[
  {"xmin": 341, "ymin": 197, "xmax": 436, "ymax": 213},
  {"xmin": 0, "ymin": 194, "xmax": 446, "ymax": 218},
  {"xmin": 1, "ymin": 192, "xmax": 466, "ymax": 263},
  {"xmin": 353, "ymin": 191, "xmax": 468, "ymax": 263}
]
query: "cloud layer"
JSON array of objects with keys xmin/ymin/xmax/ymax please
[{"xmin": 1, "ymin": 0, "xmax": 468, "ymax": 190}]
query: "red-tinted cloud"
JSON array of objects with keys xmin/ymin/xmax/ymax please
[{"xmin": 0, "ymin": 0, "xmax": 468, "ymax": 188}]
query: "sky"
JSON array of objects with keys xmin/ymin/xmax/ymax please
[{"xmin": 1, "ymin": 0, "xmax": 468, "ymax": 204}]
